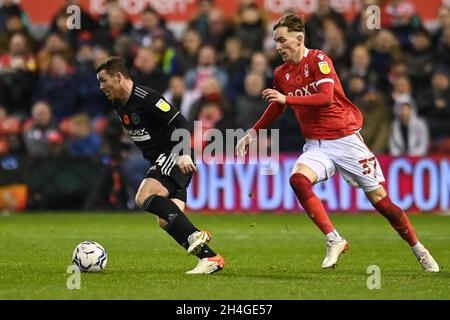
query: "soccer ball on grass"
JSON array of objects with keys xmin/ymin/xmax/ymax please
[{"xmin": 72, "ymin": 241, "xmax": 107, "ymax": 272}]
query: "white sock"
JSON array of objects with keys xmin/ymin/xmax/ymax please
[
  {"xmin": 326, "ymin": 230, "xmax": 343, "ymax": 242},
  {"xmin": 411, "ymin": 242, "xmax": 427, "ymax": 258}
]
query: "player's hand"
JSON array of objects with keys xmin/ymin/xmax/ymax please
[
  {"xmin": 235, "ymin": 133, "xmax": 254, "ymax": 157},
  {"xmin": 177, "ymin": 155, "xmax": 197, "ymax": 174},
  {"xmin": 262, "ymin": 89, "xmax": 286, "ymax": 105}
]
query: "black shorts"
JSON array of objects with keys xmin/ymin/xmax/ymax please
[{"xmin": 145, "ymin": 152, "xmax": 194, "ymax": 202}]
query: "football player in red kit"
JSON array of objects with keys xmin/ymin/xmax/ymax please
[{"xmin": 236, "ymin": 14, "xmax": 439, "ymax": 272}]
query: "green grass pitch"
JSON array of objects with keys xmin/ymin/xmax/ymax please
[{"xmin": 0, "ymin": 212, "xmax": 449, "ymax": 300}]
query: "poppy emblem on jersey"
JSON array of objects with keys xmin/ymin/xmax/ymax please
[
  {"xmin": 286, "ymin": 74, "xmax": 290, "ymax": 81},
  {"xmin": 304, "ymin": 64, "xmax": 309, "ymax": 77},
  {"xmin": 318, "ymin": 61, "xmax": 331, "ymax": 74},
  {"xmin": 156, "ymin": 99, "xmax": 171, "ymax": 112},
  {"xmin": 123, "ymin": 114, "xmax": 130, "ymax": 125},
  {"xmin": 131, "ymin": 113, "xmax": 140, "ymax": 124}
]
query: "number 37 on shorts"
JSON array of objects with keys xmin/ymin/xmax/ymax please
[{"xmin": 359, "ymin": 156, "xmax": 377, "ymax": 176}]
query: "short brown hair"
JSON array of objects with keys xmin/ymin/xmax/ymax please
[
  {"xmin": 273, "ymin": 14, "xmax": 305, "ymax": 33},
  {"xmin": 96, "ymin": 56, "xmax": 130, "ymax": 78}
]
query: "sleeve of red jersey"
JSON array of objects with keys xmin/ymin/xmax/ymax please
[
  {"xmin": 251, "ymin": 70, "xmax": 286, "ymax": 133},
  {"xmin": 285, "ymin": 53, "xmax": 335, "ymax": 108}
]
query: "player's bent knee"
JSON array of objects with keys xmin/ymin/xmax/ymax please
[{"xmin": 135, "ymin": 189, "xmax": 167, "ymax": 209}]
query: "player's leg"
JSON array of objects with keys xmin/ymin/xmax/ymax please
[
  {"xmin": 366, "ymin": 186, "xmax": 439, "ymax": 272},
  {"xmin": 170, "ymin": 197, "xmax": 224, "ymax": 275},
  {"xmin": 331, "ymin": 133, "xmax": 439, "ymax": 272},
  {"xmin": 136, "ymin": 178, "xmax": 211, "ymax": 255},
  {"xmin": 290, "ymin": 163, "xmax": 338, "ymax": 237},
  {"xmin": 169, "ymin": 195, "xmax": 216, "ymax": 257},
  {"xmin": 289, "ymin": 142, "xmax": 348, "ymax": 268}
]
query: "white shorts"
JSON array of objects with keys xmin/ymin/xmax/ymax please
[{"xmin": 294, "ymin": 132, "xmax": 385, "ymax": 192}]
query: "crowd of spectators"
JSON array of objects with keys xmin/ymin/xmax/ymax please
[{"xmin": 1, "ymin": 0, "xmax": 450, "ymax": 165}]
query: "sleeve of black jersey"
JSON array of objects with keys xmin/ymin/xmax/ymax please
[{"xmin": 146, "ymin": 92, "xmax": 187, "ymax": 128}]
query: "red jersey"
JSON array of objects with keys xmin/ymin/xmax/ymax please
[{"xmin": 273, "ymin": 48, "xmax": 363, "ymax": 140}]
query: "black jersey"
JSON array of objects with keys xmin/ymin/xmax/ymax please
[{"xmin": 112, "ymin": 84, "xmax": 183, "ymax": 162}]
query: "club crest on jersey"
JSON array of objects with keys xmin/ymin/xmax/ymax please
[
  {"xmin": 286, "ymin": 73, "xmax": 290, "ymax": 81},
  {"xmin": 131, "ymin": 113, "xmax": 140, "ymax": 124},
  {"xmin": 318, "ymin": 61, "xmax": 331, "ymax": 74},
  {"xmin": 304, "ymin": 64, "xmax": 309, "ymax": 77},
  {"xmin": 156, "ymin": 99, "xmax": 171, "ymax": 112}
]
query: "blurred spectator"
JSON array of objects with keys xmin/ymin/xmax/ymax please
[
  {"xmin": 189, "ymin": 0, "xmax": 214, "ymax": 41},
  {"xmin": 389, "ymin": 101, "xmax": 429, "ymax": 156},
  {"xmin": 403, "ymin": 29, "xmax": 434, "ymax": 92},
  {"xmin": 235, "ymin": 72, "xmax": 266, "ymax": 130},
  {"xmin": 432, "ymin": 6, "xmax": 450, "ymax": 47},
  {"xmin": 0, "ymin": 32, "xmax": 36, "ymax": 72},
  {"xmin": 347, "ymin": 0, "xmax": 379, "ymax": 47},
  {"xmin": 149, "ymin": 30, "xmax": 178, "ymax": 76},
  {"xmin": 130, "ymin": 47, "xmax": 169, "ymax": 94},
  {"xmin": 188, "ymin": 76, "xmax": 233, "ymax": 130},
  {"xmin": 74, "ymin": 41, "xmax": 110, "ymax": 117},
  {"xmin": 93, "ymin": 45, "xmax": 111, "ymax": 67},
  {"xmin": 0, "ymin": 105, "xmax": 22, "ymax": 155},
  {"xmin": 347, "ymin": 73, "xmax": 391, "ymax": 154},
  {"xmin": 34, "ymin": 53, "xmax": 78, "ymax": 121},
  {"xmin": 163, "ymin": 75, "xmax": 200, "ymax": 118},
  {"xmin": 36, "ymin": 32, "xmax": 71, "ymax": 75},
  {"xmin": 390, "ymin": 74, "xmax": 415, "ymax": 110},
  {"xmin": 131, "ymin": 6, "xmax": 175, "ymax": 48},
  {"xmin": 190, "ymin": 101, "xmax": 234, "ymax": 153},
  {"xmin": 112, "ymin": 34, "xmax": 135, "ymax": 67},
  {"xmin": 23, "ymin": 100, "xmax": 61, "ymax": 157},
  {"xmin": 0, "ymin": 34, "xmax": 36, "ymax": 117},
  {"xmin": 204, "ymin": 9, "xmax": 235, "ymax": 52},
  {"xmin": 305, "ymin": 0, "xmax": 347, "ymax": 48},
  {"xmin": 321, "ymin": 18, "xmax": 350, "ymax": 74},
  {"xmin": 0, "ymin": 1, "xmax": 31, "ymax": 53},
  {"xmin": 176, "ymin": 28, "xmax": 202, "ymax": 74},
  {"xmin": 247, "ymin": 51, "xmax": 273, "ymax": 88},
  {"xmin": 384, "ymin": 0, "xmax": 422, "ymax": 50},
  {"xmin": 99, "ymin": 112, "xmax": 129, "ymax": 161},
  {"xmin": 417, "ymin": 66, "xmax": 450, "ymax": 145},
  {"xmin": 436, "ymin": 25, "xmax": 450, "ymax": 67},
  {"xmin": 94, "ymin": 4, "xmax": 133, "ymax": 52},
  {"xmin": 0, "ymin": 0, "xmax": 26, "ymax": 32},
  {"xmin": 49, "ymin": 0, "xmax": 98, "ymax": 50},
  {"xmin": 66, "ymin": 113, "xmax": 101, "ymax": 157},
  {"xmin": 220, "ymin": 37, "xmax": 247, "ymax": 101},
  {"xmin": 234, "ymin": 3, "xmax": 266, "ymax": 56},
  {"xmin": 355, "ymin": 86, "xmax": 391, "ymax": 153},
  {"xmin": 368, "ymin": 29, "xmax": 402, "ymax": 88},
  {"xmin": 342, "ymin": 44, "xmax": 379, "ymax": 91},
  {"xmin": 184, "ymin": 45, "xmax": 228, "ymax": 94}
]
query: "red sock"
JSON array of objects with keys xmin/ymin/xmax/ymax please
[
  {"xmin": 290, "ymin": 173, "xmax": 335, "ymax": 235},
  {"xmin": 373, "ymin": 196, "xmax": 418, "ymax": 246}
]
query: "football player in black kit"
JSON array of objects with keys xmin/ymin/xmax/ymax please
[{"xmin": 96, "ymin": 57, "xmax": 224, "ymax": 274}]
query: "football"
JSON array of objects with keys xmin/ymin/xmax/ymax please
[{"xmin": 72, "ymin": 241, "xmax": 107, "ymax": 272}]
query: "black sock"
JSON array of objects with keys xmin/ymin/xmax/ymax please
[
  {"xmin": 142, "ymin": 195, "xmax": 204, "ymax": 251},
  {"xmin": 197, "ymin": 245, "xmax": 216, "ymax": 259}
]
